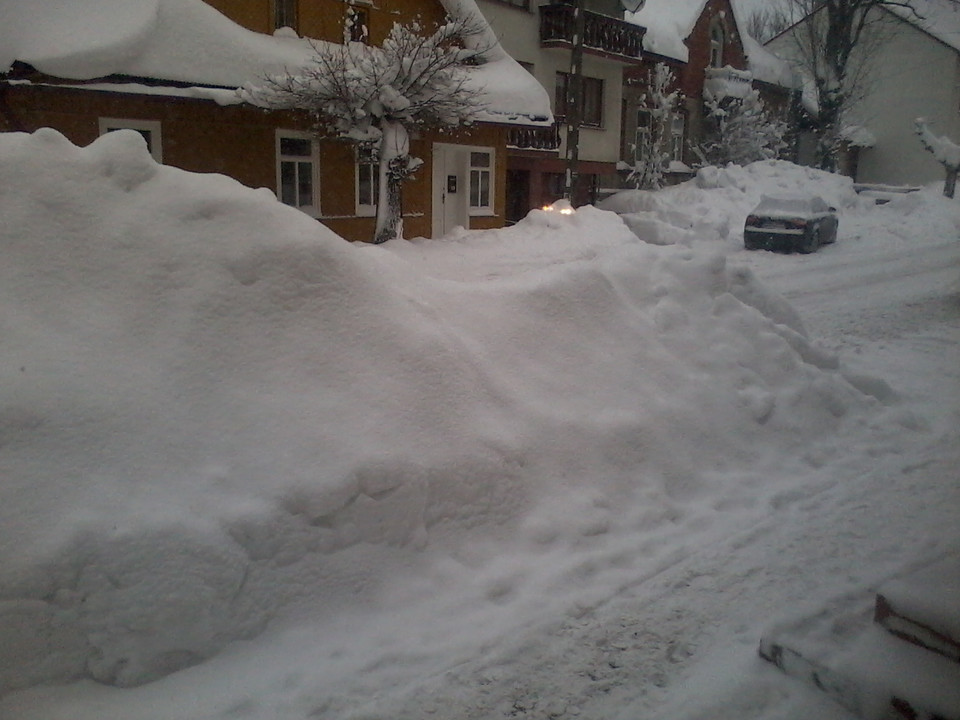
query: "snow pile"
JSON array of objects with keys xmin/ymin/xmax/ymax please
[
  {"xmin": 599, "ymin": 160, "xmax": 862, "ymax": 247},
  {"xmin": 0, "ymin": 130, "xmax": 924, "ymax": 716}
]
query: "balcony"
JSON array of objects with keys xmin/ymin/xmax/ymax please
[
  {"xmin": 507, "ymin": 122, "xmax": 562, "ymax": 151},
  {"xmin": 703, "ymin": 66, "xmax": 754, "ymax": 100},
  {"xmin": 539, "ymin": 4, "xmax": 645, "ymax": 63}
]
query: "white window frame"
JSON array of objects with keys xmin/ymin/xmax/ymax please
[
  {"xmin": 355, "ymin": 143, "xmax": 379, "ymax": 217},
  {"xmin": 670, "ymin": 113, "xmax": 686, "ymax": 162},
  {"xmin": 98, "ymin": 118, "xmax": 163, "ymax": 162},
  {"xmin": 276, "ymin": 130, "xmax": 320, "ymax": 216},
  {"xmin": 467, "ymin": 147, "xmax": 494, "ymax": 216}
]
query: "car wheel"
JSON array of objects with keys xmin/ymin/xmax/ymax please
[{"xmin": 798, "ymin": 226, "xmax": 820, "ymax": 254}]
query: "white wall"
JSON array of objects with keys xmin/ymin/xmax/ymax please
[
  {"xmin": 850, "ymin": 13, "xmax": 960, "ymax": 185},
  {"xmin": 768, "ymin": 8, "xmax": 960, "ymax": 186},
  {"xmin": 478, "ymin": 1, "xmax": 625, "ymax": 165}
]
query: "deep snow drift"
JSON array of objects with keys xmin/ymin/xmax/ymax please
[{"xmin": 0, "ymin": 131, "xmax": 956, "ymax": 719}]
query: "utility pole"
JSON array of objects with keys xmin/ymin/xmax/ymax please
[{"xmin": 563, "ymin": 0, "xmax": 586, "ymax": 203}]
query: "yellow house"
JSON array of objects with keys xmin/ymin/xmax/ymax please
[{"xmin": 0, "ymin": 0, "xmax": 553, "ymax": 241}]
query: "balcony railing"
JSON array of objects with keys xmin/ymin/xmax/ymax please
[
  {"xmin": 703, "ymin": 66, "xmax": 754, "ymax": 100},
  {"xmin": 539, "ymin": 4, "xmax": 645, "ymax": 62},
  {"xmin": 507, "ymin": 122, "xmax": 562, "ymax": 151}
]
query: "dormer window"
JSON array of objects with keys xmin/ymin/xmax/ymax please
[{"xmin": 709, "ymin": 20, "xmax": 724, "ymax": 68}]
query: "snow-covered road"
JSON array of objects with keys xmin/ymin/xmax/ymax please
[
  {"xmin": 368, "ymin": 213, "xmax": 960, "ymax": 720},
  {"xmin": 741, "ymin": 225, "xmax": 960, "ymax": 347},
  {"xmin": 2, "ymin": 143, "xmax": 957, "ymax": 720}
]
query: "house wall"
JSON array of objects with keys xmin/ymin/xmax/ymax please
[
  {"xmin": 1, "ymin": 84, "xmax": 507, "ymax": 241},
  {"xmin": 621, "ymin": 0, "xmax": 748, "ymax": 171},
  {"xmin": 849, "ymin": 11, "xmax": 960, "ymax": 186},
  {"xmin": 680, "ymin": 0, "xmax": 747, "ymax": 98},
  {"xmin": 768, "ymin": 8, "xmax": 960, "ymax": 185},
  {"xmin": 203, "ymin": 0, "xmax": 446, "ymax": 44},
  {"xmin": 477, "ymin": 0, "xmax": 624, "ymax": 166}
]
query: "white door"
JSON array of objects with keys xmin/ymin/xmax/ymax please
[{"xmin": 432, "ymin": 143, "xmax": 470, "ymax": 238}]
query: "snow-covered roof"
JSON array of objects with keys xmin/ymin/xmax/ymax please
[
  {"xmin": 0, "ymin": 0, "xmax": 310, "ymax": 88},
  {"xmin": 0, "ymin": 0, "xmax": 552, "ymax": 125},
  {"xmin": 884, "ymin": 0, "xmax": 960, "ymax": 53},
  {"xmin": 740, "ymin": 33, "xmax": 797, "ymax": 88},
  {"xmin": 625, "ymin": 0, "xmax": 711, "ymax": 62},
  {"xmin": 623, "ymin": 0, "xmax": 795, "ymax": 88}
]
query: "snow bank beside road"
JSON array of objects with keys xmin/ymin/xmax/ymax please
[
  {"xmin": 0, "ymin": 131, "xmax": 916, "ymax": 714},
  {"xmin": 600, "ymin": 161, "xmax": 863, "ymax": 247}
]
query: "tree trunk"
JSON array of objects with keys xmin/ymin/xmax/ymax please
[
  {"xmin": 374, "ymin": 119, "xmax": 410, "ymax": 244},
  {"xmin": 945, "ymin": 167, "xmax": 958, "ymax": 199}
]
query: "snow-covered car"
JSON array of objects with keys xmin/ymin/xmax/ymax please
[{"xmin": 744, "ymin": 195, "xmax": 838, "ymax": 253}]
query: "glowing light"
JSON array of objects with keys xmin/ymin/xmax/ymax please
[{"xmin": 542, "ymin": 199, "xmax": 576, "ymax": 215}]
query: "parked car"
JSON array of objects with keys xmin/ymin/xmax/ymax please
[{"xmin": 744, "ymin": 195, "xmax": 838, "ymax": 253}]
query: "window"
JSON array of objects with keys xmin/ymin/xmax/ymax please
[
  {"xmin": 545, "ymin": 172, "xmax": 565, "ymax": 203},
  {"xmin": 555, "ymin": 72, "xmax": 604, "ymax": 127},
  {"xmin": 709, "ymin": 20, "xmax": 724, "ymax": 68},
  {"xmin": 469, "ymin": 150, "xmax": 493, "ymax": 212},
  {"xmin": 346, "ymin": 6, "xmax": 369, "ymax": 43},
  {"xmin": 670, "ymin": 113, "xmax": 686, "ymax": 162},
  {"xmin": 276, "ymin": 131, "xmax": 319, "ymax": 214},
  {"xmin": 273, "ymin": 0, "xmax": 297, "ymax": 30},
  {"xmin": 98, "ymin": 118, "xmax": 163, "ymax": 162},
  {"xmin": 356, "ymin": 143, "xmax": 379, "ymax": 216}
]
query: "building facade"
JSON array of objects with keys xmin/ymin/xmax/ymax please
[
  {"xmin": 477, "ymin": 0, "xmax": 646, "ymax": 217},
  {"xmin": 768, "ymin": 0, "xmax": 960, "ymax": 186},
  {"xmin": 0, "ymin": 0, "xmax": 552, "ymax": 241}
]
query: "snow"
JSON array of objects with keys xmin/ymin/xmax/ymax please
[
  {"xmin": 0, "ymin": 0, "xmax": 311, "ymax": 87},
  {"xmin": 916, "ymin": 118, "xmax": 960, "ymax": 169},
  {"xmin": 0, "ymin": 130, "xmax": 959, "ymax": 719},
  {"xmin": 625, "ymin": 0, "xmax": 710, "ymax": 62},
  {"xmin": 879, "ymin": 556, "xmax": 960, "ymax": 646},
  {"xmin": 884, "ymin": 0, "xmax": 960, "ymax": 54},
  {"xmin": 623, "ymin": 0, "xmax": 795, "ymax": 91},
  {"xmin": 0, "ymin": 0, "xmax": 552, "ymax": 125},
  {"xmin": 740, "ymin": 33, "xmax": 798, "ymax": 89}
]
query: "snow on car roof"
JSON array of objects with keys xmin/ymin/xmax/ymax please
[{"xmin": 752, "ymin": 194, "xmax": 832, "ymax": 218}]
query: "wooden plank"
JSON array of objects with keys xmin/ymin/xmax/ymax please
[
  {"xmin": 758, "ymin": 637, "xmax": 865, "ymax": 716},
  {"xmin": 876, "ymin": 594, "xmax": 960, "ymax": 666}
]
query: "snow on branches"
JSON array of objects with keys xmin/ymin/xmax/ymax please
[
  {"xmin": 697, "ymin": 85, "xmax": 787, "ymax": 167},
  {"xmin": 240, "ymin": 15, "xmax": 490, "ymax": 242},
  {"xmin": 622, "ymin": 63, "xmax": 679, "ymax": 191},
  {"xmin": 915, "ymin": 118, "xmax": 960, "ymax": 198},
  {"xmin": 241, "ymin": 17, "xmax": 487, "ymax": 142}
]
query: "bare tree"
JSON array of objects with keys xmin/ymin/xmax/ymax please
[
  {"xmin": 915, "ymin": 118, "xmax": 960, "ymax": 198},
  {"xmin": 745, "ymin": 3, "xmax": 793, "ymax": 43},
  {"xmin": 241, "ymin": 15, "xmax": 488, "ymax": 243},
  {"xmin": 773, "ymin": 0, "xmax": 949, "ymax": 171}
]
